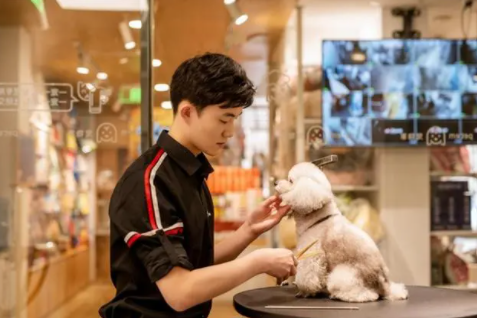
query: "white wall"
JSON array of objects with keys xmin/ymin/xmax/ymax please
[{"xmin": 296, "ymin": 3, "xmax": 383, "ymax": 66}]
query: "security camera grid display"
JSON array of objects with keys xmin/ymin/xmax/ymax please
[{"xmin": 322, "ymin": 39, "xmax": 477, "ymax": 146}]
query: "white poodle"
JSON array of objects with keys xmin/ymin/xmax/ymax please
[{"xmin": 275, "ymin": 162, "xmax": 408, "ymax": 303}]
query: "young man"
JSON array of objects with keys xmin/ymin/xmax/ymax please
[{"xmin": 99, "ymin": 53, "xmax": 297, "ymax": 318}]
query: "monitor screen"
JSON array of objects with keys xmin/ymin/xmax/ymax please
[{"xmin": 321, "ymin": 39, "xmax": 477, "ymax": 147}]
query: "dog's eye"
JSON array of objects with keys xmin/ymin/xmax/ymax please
[{"xmin": 289, "ymin": 179, "xmax": 293, "ymax": 184}]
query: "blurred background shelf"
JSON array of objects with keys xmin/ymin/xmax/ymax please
[
  {"xmin": 431, "ymin": 230, "xmax": 477, "ymax": 237},
  {"xmin": 430, "ymin": 171, "xmax": 477, "ymax": 178},
  {"xmin": 332, "ymin": 185, "xmax": 378, "ymax": 192}
]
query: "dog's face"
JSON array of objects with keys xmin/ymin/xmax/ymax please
[{"xmin": 275, "ymin": 162, "xmax": 334, "ymax": 216}]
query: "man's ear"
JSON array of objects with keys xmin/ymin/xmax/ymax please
[
  {"xmin": 281, "ymin": 177, "xmax": 333, "ymax": 214},
  {"xmin": 179, "ymin": 101, "xmax": 193, "ymax": 121}
]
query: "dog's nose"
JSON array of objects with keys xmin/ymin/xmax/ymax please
[{"xmin": 274, "ymin": 180, "xmax": 278, "ymax": 186}]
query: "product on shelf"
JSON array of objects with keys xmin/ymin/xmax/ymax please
[
  {"xmin": 207, "ymin": 166, "xmax": 262, "ymax": 223},
  {"xmin": 431, "ymin": 181, "xmax": 473, "ymax": 231},
  {"xmin": 335, "ymin": 195, "xmax": 384, "ymax": 243},
  {"xmin": 430, "ymin": 146, "xmax": 477, "ymax": 173}
]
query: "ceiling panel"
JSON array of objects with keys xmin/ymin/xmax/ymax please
[{"xmin": 0, "ymin": 0, "xmax": 294, "ymax": 107}]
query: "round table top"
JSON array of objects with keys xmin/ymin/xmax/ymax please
[{"xmin": 233, "ymin": 285, "xmax": 477, "ymax": 318}]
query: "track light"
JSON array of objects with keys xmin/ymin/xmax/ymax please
[
  {"xmin": 119, "ymin": 21, "xmax": 136, "ymax": 50},
  {"xmin": 128, "ymin": 20, "xmax": 142, "ymax": 29},
  {"xmin": 235, "ymin": 14, "xmax": 248, "ymax": 25},
  {"xmin": 125, "ymin": 41, "xmax": 136, "ymax": 49},
  {"xmin": 75, "ymin": 42, "xmax": 90, "ymax": 74},
  {"xmin": 224, "ymin": 1, "xmax": 248, "ymax": 25}
]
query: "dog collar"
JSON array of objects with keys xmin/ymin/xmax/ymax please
[
  {"xmin": 315, "ymin": 213, "xmax": 339, "ymax": 226},
  {"xmin": 294, "ymin": 213, "xmax": 340, "ymax": 261}
]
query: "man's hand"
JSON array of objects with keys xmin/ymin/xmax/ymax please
[
  {"xmin": 244, "ymin": 196, "xmax": 291, "ymax": 237},
  {"xmin": 214, "ymin": 196, "xmax": 291, "ymax": 265},
  {"xmin": 248, "ymin": 248, "xmax": 297, "ymax": 283}
]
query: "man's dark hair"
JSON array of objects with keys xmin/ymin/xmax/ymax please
[{"xmin": 170, "ymin": 52, "xmax": 256, "ymax": 114}]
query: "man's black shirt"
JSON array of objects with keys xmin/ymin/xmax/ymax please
[{"xmin": 99, "ymin": 130, "xmax": 215, "ymax": 318}]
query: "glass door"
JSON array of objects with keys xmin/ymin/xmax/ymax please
[{"xmin": 0, "ymin": 0, "xmax": 153, "ymax": 317}]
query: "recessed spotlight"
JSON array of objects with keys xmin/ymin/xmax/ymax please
[
  {"xmin": 97, "ymin": 72, "xmax": 108, "ymax": 80},
  {"xmin": 152, "ymin": 59, "xmax": 162, "ymax": 67},
  {"xmin": 154, "ymin": 84, "xmax": 169, "ymax": 92},
  {"xmin": 77, "ymin": 66, "xmax": 89, "ymax": 74},
  {"xmin": 125, "ymin": 41, "xmax": 136, "ymax": 50},
  {"xmin": 161, "ymin": 101, "xmax": 172, "ymax": 109},
  {"xmin": 128, "ymin": 20, "xmax": 142, "ymax": 29},
  {"xmin": 224, "ymin": 0, "xmax": 235, "ymax": 4},
  {"xmin": 235, "ymin": 14, "xmax": 248, "ymax": 25}
]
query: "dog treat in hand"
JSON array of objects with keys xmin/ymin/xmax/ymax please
[{"xmin": 274, "ymin": 162, "xmax": 408, "ymax": 303}]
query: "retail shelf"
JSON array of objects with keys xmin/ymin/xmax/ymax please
[
  {"xmin": 430, "ymin": 171, "xmax": 477, "ymax": 178},
  {"xmin": 434, "ymin": 284, "xmax": 477, "ymax": 293},
  {"xmin": 332, "ymin": 185, "xmax": 378, "ymax": 192},
  {"xmin": 431, "ymin": 230, "xmax": 477, "ymax": 237}
]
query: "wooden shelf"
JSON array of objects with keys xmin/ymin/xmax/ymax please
[
  {"xmin": 431, "ymin": 230, "xmax": 477, "ymax": 237},
  {"xmin": 332, "ymin": 185, "xmax": 378, "ymax": 192},
  {"xmin": 430, "ymin": 171, "xmax": 477, "ymax": 178}
]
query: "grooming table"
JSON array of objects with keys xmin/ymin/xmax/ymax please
[{"xmin": 233, "ymin": 285, "xmax": 477, "ymax": 318}]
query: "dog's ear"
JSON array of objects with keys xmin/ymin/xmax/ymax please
[{"xmin": 281, "ymin": 177, "xmax": 333, "ymax": 214}]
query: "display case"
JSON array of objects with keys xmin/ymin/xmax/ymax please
[
  {"xmin": 429, "ymin": 146, "xmax": 477, "ymax": 292},
  {"xmin": 27, "ymin": 109, "xmax": 92, "ymax": 269}
]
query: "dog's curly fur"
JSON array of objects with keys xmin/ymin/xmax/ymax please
[{"xmin": 275, "ymin": 162, "xmax": 408, "ymax": 303}]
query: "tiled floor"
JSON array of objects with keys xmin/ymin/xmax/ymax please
[{"xmin": 46, "ymin": 283, "xmax": 241, "ymax": 318}]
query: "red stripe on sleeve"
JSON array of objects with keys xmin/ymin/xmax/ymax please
[
  {"xmin": 144, "ymin": 148, "xmax": 164, "ymax": 230},
  {"xmin": 127, "ymin": 233, "xmax": 142, "ymax": 247}
]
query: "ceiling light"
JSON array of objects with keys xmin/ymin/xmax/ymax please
[
  {"xmin": 161, "ymin": 101, "xmax": 172, "ymax": 109},
  {"xmin": 152, "ymin": 59, "xmax": 162, "ymax": 67},
  {"xmin": 77, "ymin": 66, "xmax": 89, "ymax": 74},
  {"xmin": 154, "ymin": 84, "xmax": 169, "ymax": 92},
  {"xmin": 224, "ymin": 0, "xmax": 235, "ymax": 4},
  {"xmin": 97, "ymin": 72, "xmax": 108, "ymax": 80},
  {"xmin": 225, "ymin": 1, "xmax": 248, "ymax": 26},
  {"xmin": 129, "ymin": 20, "xmax": 142, "ymax": 29},
  {"xmin": 235, "ymin": 14, "xmax": 248, "ymax": 25},
  {"xmin": 119, "ymin": 21, "xmax": 136, "ymax": 50},
  {"xmin": 125, "ymin": 41, "xmax": 136, "ymax": 50},
  {"xmin": 56, "ymin": 0, "xmax": 148, "ymax": 11}
]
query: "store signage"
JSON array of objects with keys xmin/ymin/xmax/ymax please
[
  {"xmin": 30, "ymin": 0, "xmax": 49, "ymax": 29},
  {"xmin": 31, "ymin": 0, "xmax": 46, "ymax": 13},
  {"xmin": 119, "ymin": 87, "xmax": 141, "ymax": 104}
]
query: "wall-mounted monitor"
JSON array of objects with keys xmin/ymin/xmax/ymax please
[{"xmin": 322, "ymin": 39, "xmax": 477, "ymax": 147}]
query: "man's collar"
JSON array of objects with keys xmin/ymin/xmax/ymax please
[{"xmin": 157, "ymin": 130, "xmax": 214, "ymax": 178}]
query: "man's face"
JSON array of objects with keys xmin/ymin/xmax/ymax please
[{"xmin": 189, "ymin": 104, "xmax": 243, "ymax": 157}]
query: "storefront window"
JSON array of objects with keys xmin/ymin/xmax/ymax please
[
  {"xmin": 0, "ymin": 0, "xmax": 152, "ymax": 316},
  {"xmin": 1, "ymin": 1, "xmax": 477, "ymax": 318}
]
